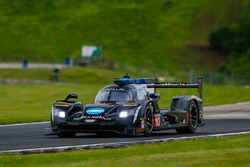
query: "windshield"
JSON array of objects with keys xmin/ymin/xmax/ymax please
[{"xmin": 95, "ymin": 87, "xmax": 146, "ymax": 103}]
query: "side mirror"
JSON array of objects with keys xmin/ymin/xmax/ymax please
[
  {"xmin": 149, "ymin": 93, "xmax": 160, "ymax": 100},
  {"xmin": 65, "ymin": 93, "xmax": 78, "ymax": 101},
  {"xmin": 149, "ymin": 93, "xmax": 156, "ymax": 98}
]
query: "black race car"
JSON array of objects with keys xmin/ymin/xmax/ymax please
[{"xmin": 51, "ymin": 77, "xmax": 204, "ymax": 137}]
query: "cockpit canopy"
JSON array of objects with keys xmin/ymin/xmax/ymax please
[{"xmin": 94, "ymin": 84, "xmax": 148, "ymax": 103}]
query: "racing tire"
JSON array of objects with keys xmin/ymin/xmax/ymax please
[
  {"xmin": 57, "ymin": 131, "xmax": 76, "ymax": 138},
  {"xmin": 144, "ymin": 104, "xmax": 153, "ymax": 136},
  {"xmin": 176, "ymin": 100, "xmax": 199, "ymax": 134}
]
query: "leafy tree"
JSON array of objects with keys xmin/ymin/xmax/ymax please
[
  {"xmin": 209, "ymin": 18, "xmax": 250, "ymax": 78},
  {"xmin": 209, "ymin": 26, "xmax": 250, "ymax": 54}
]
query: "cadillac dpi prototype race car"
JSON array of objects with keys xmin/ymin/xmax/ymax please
[{"xmin": 51, "ymin": 76, "xmax": 204, "ymax": 137}]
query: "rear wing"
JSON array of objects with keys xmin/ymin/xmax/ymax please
[
  {"xmin": 147, "ymin": 78, "xmax": 203, "ymax": 99},
  {"xmin": 113, "ymin": 77, "xmax": 203, "ymax": 99}
]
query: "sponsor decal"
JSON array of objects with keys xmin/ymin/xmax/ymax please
[
  {"xmin": 123, "ymin": 104, "xmax": 138, "ymax": 107},
  {"xmin": 86, "ymin": 108, "xmax": 105, "ymax": 115},
  {"xmin": 85, "ymin": 119, "xmax": 95, "ymax": 123},
  {"xmin": 153, "ymin": 114, "xmax": 161, "ymax": 128},
  {"xmin": 82, "ymin": 116, "xmax": 112, "ymax": 121},
  {"xmin": 141, "ymin": 120, "xmax": 144, "ymax": 128},
  {"xmin": 54, "ymin": 104, "xmax": 70, "ymax": 107},
  {"xmin": 136, "ymin": 128, "xmax": 145, "ymax": 133}
]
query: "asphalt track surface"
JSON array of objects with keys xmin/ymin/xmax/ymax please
[{"xmin": 0, "ymin": 102, "xmax": 250, "ymax": 152}]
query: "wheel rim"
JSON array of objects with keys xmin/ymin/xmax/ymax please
[
  {"xmin": 145, "ymin": 108, "xmax": 153, "ymax": 131},
  {"xmin": 190, "ymin": 103, "xmax": 198, "ymax": 129}
]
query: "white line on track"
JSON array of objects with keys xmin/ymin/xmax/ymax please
[
  {"xmin": 0, "ymin": 121, "xmax": 49, "ymax": 128},
  {"xmin": 1, "ymin": 131, "xmax": 250, "ymax": 154}
]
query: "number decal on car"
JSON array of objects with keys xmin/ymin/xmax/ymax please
[{"xmin": 153, "ymin": 114, "xmax": 161, "ymax": 128}]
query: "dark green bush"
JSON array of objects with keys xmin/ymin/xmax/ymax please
[
  {"xmin": 209, "ymin": 23, "xmax": 250, "ymax": 55},
  {"xmin": 209, "ymin": 19, "xmax": 250, "ymax": 79},
  {"xmin": 209, "ymin": 28, "xmax": 235, "ymax": 53}
]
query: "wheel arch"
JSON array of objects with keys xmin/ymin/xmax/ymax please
[
  {"xmin": 170, "ymin": 95, "xmax": 202, "ymax": 111},
  {"xmin": 170, "ymin": 95, "xmax": 203, "ymax": 125}
]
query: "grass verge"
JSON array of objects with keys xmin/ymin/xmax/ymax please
[{"xmin": 0, "ymin": 134, "xmax": 250, "ymax": 167}]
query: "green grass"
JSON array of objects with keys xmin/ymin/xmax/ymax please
[
  {"xmin": 1, "ymin": 134, "xmax": 250, "ymax": 167},
  {"xmin": 0, "ymin": 0, "xmax": 248, "ymax": 72},
  {"xmin": 0, "ymin": 84, "xmax": 102, "ymax": 124}
]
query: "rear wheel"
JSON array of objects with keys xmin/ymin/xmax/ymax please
[
  {"xmin": 57, "ymin": 131, "xmax": 76, "ymax": 138},
  {"xmin": 144, "ymin": 104, "xmax": 153, "ymax": 136},
  {"xmin": 176, "ymin": 100, "xmax": 198, "ymax": 134}
]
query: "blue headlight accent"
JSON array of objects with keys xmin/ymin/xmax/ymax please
[
  {"xmin": 114, "ymin": 78, "xmax": 146, "ymax": 85},
  {"xmin": 86, "ymin": 108, "xmax": 105, "ymax": 115}
]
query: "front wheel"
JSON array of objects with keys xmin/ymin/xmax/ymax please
[
  {"xmin": 144, "ymin": 104, "xmax": 153, "ymax": 136},
  {"xmin": 176, "ymin": 100, "xmax": 199, "ymax": 134}
]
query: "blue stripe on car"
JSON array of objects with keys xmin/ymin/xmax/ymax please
[{"xmin": 86, "ymin": 108, "xmax": 105, "ymax": 115}]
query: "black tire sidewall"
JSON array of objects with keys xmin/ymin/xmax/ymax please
[
  {"xmin": 187, "ymin": 100, "xmax": 198, "ymax": 133},
  {"xmin": 144, "ymin": 104, "xmax": 153, "ymax": 136}
]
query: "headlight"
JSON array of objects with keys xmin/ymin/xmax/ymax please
[
  {"xmin": 53, "ymin": 107, "xmax": 66, "ymax": 118},
  {"xmin": 58, "ymin": 111, "xmax": 66, "ymax": 118},
  {"xmin": 119, "ymin": 111, "xmax": 128, "ymax": 118}
]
